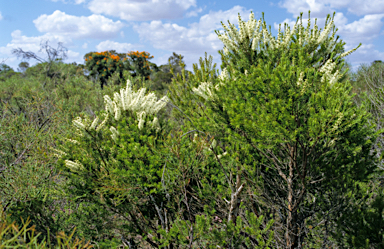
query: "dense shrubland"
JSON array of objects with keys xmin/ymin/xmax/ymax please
[{"xmin": 1, "ymin": 11, "xmax": 384, "ymax": 248}]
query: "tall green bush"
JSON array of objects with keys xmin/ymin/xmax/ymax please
[{"xmin": 169, "ymin": 11, "xmax": 377, "ymax": 248}]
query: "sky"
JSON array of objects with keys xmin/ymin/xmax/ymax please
[{"xmin": 1, "ymin": 0, "xmax": 384, "ymax": 73}]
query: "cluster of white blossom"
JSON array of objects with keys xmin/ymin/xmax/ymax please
[
  {"xmin": 192, "ymin": 69, "xmax": 230, "ymax": 100},
  {"xmin": 59, "ymin": 80, "xmax": 169, "ymax": 172},
  {"xmin": 72, "ymin": 113, "xmax": 108, "ymax": 133},
  {"xmin": 216, "ymin": 11, "xmax": 299, "ymax": 54},
  {"xmin": 110, "ymin": 126, "xmax": 119, "ymax": 142},
  {"xmin": 192, "ymin": 82, "xmax": 215, "ymax": 100},
  {"xmin": 64, "ymin": 159, "xmax": 85, "ymax": 171},
  {"xmin": 296, "ymin": 71, "xmax": 309, "ymax": 94},
  {"xmin": 52, "ymin": 148, "xmax": 67, "ymax": 158},
  {"xmin": 319, "ymin": 59, "xmax": 341, "ymax": 85},
  {"xmin": 217, "ymin": 68, "xmax": 230, "ymax": 82},
  {"xmin": 331, "ymin": 111, "xmax": 344, "ymax": 133},
  {"xmin": 106, "ymin": 80, "xmax": 169, "ymax": 118},
  {"xmin": 71, "ymin": 79, "xmax": 168, "ymax": 143},
  {"xmin": 210, "ymin": 11, "xmax": 360, "ymax": 96}
]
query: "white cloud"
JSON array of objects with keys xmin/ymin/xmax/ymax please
[
  {"xmin": 186, "ymin": 7, "xmax": 203, "ymax": 17},
  {"xmin": 67, "ymin": 50, "xmax": 81, "ymax": 63},
  {"xmin": 338, "ymin": 14, "xmax": 384, "ymax": 44},
  {"xmin": 95, "ymin": 40, "xmax": 140, "ymax": 53},
  {"xmin": 0, "ymin": 12, "xmax": 3, "ymax": 21},
  {"xmin": 278, "ymin": 0, "xmax": 384, "ymax": 17},
  {"xmin": 279, "ymin": 0, "xmax": 332, "ymax": 18},
  {"xmin": 33, "ymin": 10, "xmax": 124, "ymax": 39},
  {"xmin": 326, "ymin": 0, "xmax": 384, "ymax": 16},
  {"xmin": 133, "ymin": 6, "xmax": 251, "ymax": 69},
  {"xmin": 87, "ymin": 0, "xmax": 197, "ymax": 21},
  {"xmin": 82, "ymin": 42, "xmax": 88, "ymax": 49}
]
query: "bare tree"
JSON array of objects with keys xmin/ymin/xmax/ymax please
[{"xmin": 12, "ymin": 40, "xmax": 68, "ymax": 80}]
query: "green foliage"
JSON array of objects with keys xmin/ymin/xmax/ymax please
[
  {"xmin": 17, "ymin": 61, "xmax": 30, "ymax": 73},
  {"xmin": 158, "ymin": 209, "xmax": 274, "ymax": 248},
  {"xmin": 0, "ymin": 64, "xmax": 122, "ymax": 245},
  {"xmin": 126, "ymin": 50, "xmax": 155, "ymax": 80},
  {"xmin": 148, "ymin": 52, "xmax": 192, "ymax": 95},
  {"xmin": 0, "ymin": 63, "xmax": 19, "ymax": 81},
  {"xmin": 0, "ymin": 204, "xmax": 93, "ymax": 248},
  {"xmin": 1, "ymin": 9, "xmax": 383, "ymax": 249},
  {"xmin": 55, "ymin": 77, "xmax": 172, "ymax": 246},
  {"xmin": 333, "ymin": 181, "xmax": 384, "ymax": 248},
  {"xmin": 168, "ymin": 10, "xmax": 377, "ymax": 248}
]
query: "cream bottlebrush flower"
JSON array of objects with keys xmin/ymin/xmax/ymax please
[
  {"xmin": 140, "ymin": 92, "xmax": 158, "ymax": 114},
  {"xmin": 311, "ymin": 21, "xmax": 319, "ymax": 43},
  {"xmin": 66, "ymin": 138, "xmax": 80, "ymax": 144},
  {"xmin": 151, "ymin": 116, "xmax": 161, "ymax": 132},
  {"xmin": 90, "ymin": 116, "xmax": 99, "ymax": 129},
  {"xmin": 319, "ymin": 58, "xmax": 339, "ymax": 84},
  {"xmin": 52, "ymin": 148, "xmax": 67, "ymax": 158},
  {"xmin": 297, "ymin": 72, "xmax": 305, "ymax": 86},
  {"xmin": 246, "ymin": 12, "xmax": 257, "ymax": 38},
  {"xmin": 218, "ymin": 68, "xmax": 229, "ymax": 82},
  {"xmin": 251, "ymin": 32, "xmax": 262, "ymax": 51},
  {"xmin": 340, "ymin": 44, "xmax": 360, "ymax": 58},
  {"xmin": 122, "ymin": 80, "xmax": 133, "ymax": 110},
  {"xmin": 331, "ymin": 111, "xmax": 344, "ymax": 132},
  {"xmin": 73, "ymin": 117, "xmax": 86, "ymax": 130},
  {"xmin": 317, "ymin": 20, "xmax": 334, "ymax": 44},
  {"xmin": 96, "ymin": 113, "xmax": 109, "ymax": 131},
  {"xmin": 298, "ymin": 26, "xmax": 303, "ymax": 46},
  {"xmin": 113, "ymin": 101, "xmax": 121, "ymax": 120},
  {"xmin": 152, "ymin": 96, "xmax": 169, "ymax": 114},
  {"xmin": 328, "ymin": 70, "xmax": 341, "ymax": 85},
  {"xmin": 280, "ymin": 25, "xmax": 292, "ymax": 47},
  {"xmin": 99, "ymin": 79, "xmax": 170, "ymax": 132},
  {"xmin": 65, "ymin": 160, "xmax": 85, "ymax": 171},
  {"xmin": 218, "ymin": 35, "xmax": 237, "ymax": 52},
  {"xmin": 137, "ymin": 111, "xmax": 146, "ymax": 130},
  {"xmin": 104, "ymin": 95, "xmax": 114, "ymax": 115},
  {"xmin": 110, "ymin": 126, "xmax": 119, "ymax": 141},
  {"xmin": 193, "ymin": 82, "xmax": 215, "ymax": 100},
  {"xmin": 130, "ymin": 88, "xmax": 147, "ymax": 112},
  {"xmin": 193, "ymin": 68, "xmax": 229, "ymax": 96}
]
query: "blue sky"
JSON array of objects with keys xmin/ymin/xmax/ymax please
[{"xmin": 1, "ymin": 0, "xmax": 384, "ymax": 72}]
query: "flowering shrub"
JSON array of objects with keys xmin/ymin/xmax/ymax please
[
  {"xmin": 126, "ymin": 50, "xmax": 154, "ymax": 80},
  {"xmin": 84, "ymin": 51, "xmax": 126, "ymax": 89}
]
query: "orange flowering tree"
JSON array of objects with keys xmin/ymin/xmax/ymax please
[
  {"xmin": 126, "ymin": 51, "xmax": 156, "ymax": 80},
  {"xmin": 84, "ymin": 51, "xmax": 127, "ymax": 89}
]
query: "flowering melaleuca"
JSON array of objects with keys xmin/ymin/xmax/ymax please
[
  {"xmin": 71, "ymin": 79, "xmax": 169, "ymax": 142},
  {"xmin": 58, "ymin": 79, "xmax": 170, "ymax": 172},
  {"xmin": 195, "ymin": 11, "xmax": 361, "ymax": 101},
  {"xmin": 64, "ymin": 159, "xmax": 85, "ymax": 171},
  {"xmin": 192, "ymin": 68, "xmax": 231, "ymax": 100},
  {"xmin": 104, "ymin": 80, "xmax": 169, "ymax": 130}
]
